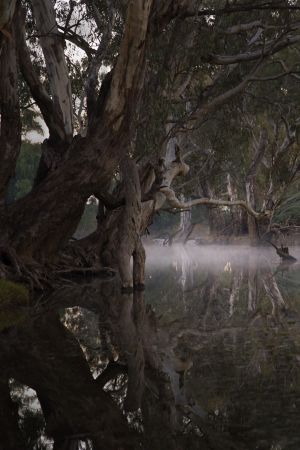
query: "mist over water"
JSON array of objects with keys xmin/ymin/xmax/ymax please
[{"xmin": 145, "ymin": 243, "xmax": 300, "ymax": 272}]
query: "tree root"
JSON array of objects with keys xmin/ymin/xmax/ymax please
[{"xmin": 0, "ymin": 245, "xmax": 117, "ymax": 292}]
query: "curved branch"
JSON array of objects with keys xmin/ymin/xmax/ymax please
[
  {"xmin": 58, "ymin": 26, "xmax": 95, "ymax": 58},
  {"xmin": 209, "ymin": 34, "xmax": 300, "ymax": 65},
  {"xmin": 160, "ymin": 187, "xmax": 268, "ymax": 219}
]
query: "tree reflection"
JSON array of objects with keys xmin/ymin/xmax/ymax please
[{"xmin": 1, "ymin": 253, "xmax": 300, "ymax": 449}]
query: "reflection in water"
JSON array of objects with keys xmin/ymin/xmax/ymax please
[{"xmin": 1, "ymin": 246, "xmax": 300, "ymax": 449}]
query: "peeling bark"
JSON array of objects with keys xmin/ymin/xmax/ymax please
[
  {"xmin": 104, "ymin": 0, "xmax": 153, "ymax": 132},
  {"xmin": 31, "ymin": 0, "xmax": 73, "ymax": 142},
  {"xmin": 98, "ymin": 157, "xmax": 145, "ymax": 289}
]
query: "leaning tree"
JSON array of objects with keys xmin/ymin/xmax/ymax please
[{"xmin": 1, "ymin": 0, "xmax": 300, "ymax": 288}]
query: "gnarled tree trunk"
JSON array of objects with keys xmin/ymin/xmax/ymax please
[
  {"xmin": 0, "ymin": 0, "xmax": 153, "ymax": 265},
  {"xmin": 98, "ymin": 157, "xmax": 146, "ymax": 289}
]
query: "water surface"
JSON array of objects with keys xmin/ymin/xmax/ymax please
[
  {"xmin": 146, "ymin": 245, "xmax": 300, "ymax": 450},
  {"xmin": 1, "ymin": 245, "xmax": 300, "ymax": 449}
]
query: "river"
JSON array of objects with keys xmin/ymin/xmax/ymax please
[
  {"xmin": 146, "ymin": 244, "xmax": 300, "ymax": 449},
  {"xmin": 1, "ymin": 245, "xmax": 300, "ymax": 449}
]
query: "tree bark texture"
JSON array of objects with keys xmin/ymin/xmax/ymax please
[
  {"xmin": 0, "ymin": 0, "xmax": 154, "ymax": 263},
  {"xmin": 100, "ymin": 157, "xmax": 146, "ymax": 288},
  {"xmin": 0, "ymin": 7, "xmax": 21, "ymax": 201},
  {"xmin": 31, "ymin": 0, "xmax": 73, "ymax": 142}
]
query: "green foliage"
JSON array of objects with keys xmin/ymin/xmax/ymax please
[
  {"xmin": 192, "ymin": 205, "xmax": 209, "ymax": 225},
  {"xmin": 6, "ymin": 142, "xmax": 41, "ymax": 202},
  {"xmin": 19, "ymin": 73, "xmax": 44, "ymax": 137},
  {"xmin": 21, "ymin": 108, "xmax": 43, "ymax": 137},
  {"xmin": 149, "ymin": 206, "xmax": 209, "ymax": 236},
  {"xmin": 274, "ymin": 185, "xmax": 300, "ymax": 224}
]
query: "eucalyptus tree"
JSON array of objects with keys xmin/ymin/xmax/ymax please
[{"xmin": 1, "ymin": 0, "xmax": 300, "ymax": 287}]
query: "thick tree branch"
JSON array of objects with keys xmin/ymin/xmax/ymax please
[
  {"xmin": 182, "ymin": 60, "xmax": 266, "ymax": 126},
  {"xmin": 79, "ymin": 1, "xmax": 115, "ymax": 125},
  {"xmin": 250, "ymin": 69, "xmax": 300, "ymax": 82},
  {"xmin": 160, "ymin": 187, "xmax": 268, "ymax": 219},
  {"xmin": 158, "ymin": 62, "xmax": 267, "ymax": 143},
  {"xmin": 17, "ymin": 13, "xmax": 66, "ymax": 143},
  {"xmin": 31, "ymin": 0, "xmax": 73, "ymax": 142},
  {"xmin": 103, "ymin": 0, "xmax": 154, "ymax": 132},
  {"xmin": 58, "ymin": 26, "xmax": 95, "ymax": 59}
]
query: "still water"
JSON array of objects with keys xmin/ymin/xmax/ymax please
[{"xmin": 1, "ymin": 245, "xmax": 300, "ymax": 450}]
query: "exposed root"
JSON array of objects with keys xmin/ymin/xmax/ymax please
[
  {"xmin": 54, "ymin": 266, "xmax": 117, "ymax": 280},
  {"xmin": 0, "ymin": 245, "xmax": 117, "ymax": 292}
]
